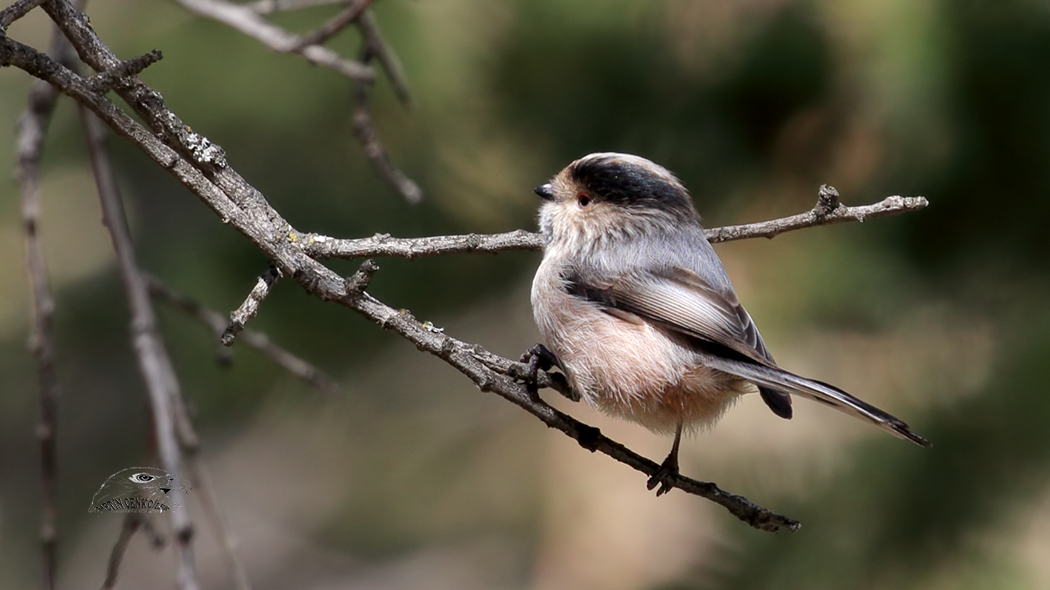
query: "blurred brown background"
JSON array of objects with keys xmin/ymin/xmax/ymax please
[{"xmin": 1, "ymin": 0, "xmax": 1049, "ymax": 588}]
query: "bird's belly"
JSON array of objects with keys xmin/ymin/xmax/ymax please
[{"xmin": 533, "ymin": 280, "xmax": 747, "ymax": 433}]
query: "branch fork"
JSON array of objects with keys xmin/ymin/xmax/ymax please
[{"xmin": 84, "ymin": 49, "xmax": 163, "ymax": 93}]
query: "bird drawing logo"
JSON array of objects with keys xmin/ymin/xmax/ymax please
[{"xmin": 88, "ymin": 467, "xmax": 192, "ymax": 513}]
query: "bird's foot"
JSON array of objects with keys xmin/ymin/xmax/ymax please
[
  {"xmin": 519, "ymin": 344, "xmax": 577, "ymax": 401},
  {"xmin": 646, "ymin": 453, "xmax": 680, "ymax": 497}
]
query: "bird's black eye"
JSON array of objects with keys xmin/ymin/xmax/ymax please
[
  {"xmin": 577, "ymin": 193, "xmax": 591, "ymax": 207},
  {"xmin": 131, "ymin": 473, "xmax": 155, "ymax": 482}
]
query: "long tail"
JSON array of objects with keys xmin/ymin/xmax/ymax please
[{"xmin": 704, "ymin": 355, "xmax": 930, "ymax": 447}]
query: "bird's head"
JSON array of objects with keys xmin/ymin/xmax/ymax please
[{"xmin": 535, "ymin": 153, "xmax": 699, "ymax": 250}]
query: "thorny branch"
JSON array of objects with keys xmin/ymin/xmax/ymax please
[{"xmin": 2, "ymin": 0, "xmax": 929, "ymax": 541}]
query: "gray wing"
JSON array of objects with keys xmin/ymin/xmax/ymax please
[
  {"xmin": 649, "ymin": 230, "xmax": 795, "ymax": 418},
  {"xmin": 565, "ymin": 257, "xmax": 928, "ymax": 446},
  {"xmin": 573, "ymin": 259, "xmax": 794, "ymax": 419},
  {"xmin": 634, "ymin": 266, "xmax": 775, "ymax": 363}
]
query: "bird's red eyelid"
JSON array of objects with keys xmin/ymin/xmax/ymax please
[{"xmin": 577, "ymin": 192, "xmax": 591, "ymax": 206}]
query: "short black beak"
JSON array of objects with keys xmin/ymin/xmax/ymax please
[{"xmin": 534, "ymin": 183, "xmax": 554, "ymax": 200}]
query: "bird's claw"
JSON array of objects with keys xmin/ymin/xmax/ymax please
[
  {"xmin": 519, "ymin": 344, "xmax": 577, "ymax": 400},
  {"xmin": 646, "ymin": 455, "xmax": 680, "ymax": 497},
  {"xmin": 549, "ymin": 372, "xmax": 578, "ymax": 401}
]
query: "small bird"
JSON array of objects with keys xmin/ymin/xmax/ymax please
[{"xmin": 527, "ymin": 152, "xmax": 928, "ymax": 495}]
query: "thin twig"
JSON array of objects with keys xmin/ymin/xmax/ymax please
[
  {"xmin": 293, "ymin": 0, "xmax": 371, "ymax": 49},
  {"xmin": 140, "ymin": 516, "xmax": 167, "ymax": 548},
  {"xmin": 344, "ymin": 258, "xmax": 378, "ymax": 292},
  {"xmin": 350, "ymin": 62, "xmax": 422, "ymax": 203},
  {"xmin": 84, "ymin": 49, "xmax": 163, "ymax": 93},
  {"xmin": 181, "ymin": 461, "xmax": 253, "ymax": 590},
  {"xmin": 357, "ymin": 9, "xmax": 410, "ymax": 105},
  {"xmin": 161, "ymin": 328, "xmax": 251, "ymax": 590},
  {"xmin": 246, "ymin": 0, "xmax": 345, "ymax": 15},
  {"xmin": 99, "ymin": 513, "xmax": 143, "ymax": 590},
  {"xmin": 173, "ymin": 0, "xmax": 419, "ymax": 201},
  {"xmin": 346, "ymin": 9, "xmax": 421, "ymax": 202},
  {"xmin": 146, "ymin": 275, "xmax": 340, "ymax": 394},
  {"xmin": 221, "ymin": 263, "xmax": 280, "ymax": 346},
  {"xmin": 17, "ymin": 49, "xmax": 62, "ymax": 590},
  {"xmin": 78, "ymin": 107, "xmax": 201, "ymax": 590},
  {"xmin": 304, "ymin": 229, "xmax": 541, "ymax": 260},
  {"xmin": 97, "ymin": 513, "xmax": 166, "ymax": 590},
  {"xmin": 15, "ymin": 14, "xmax": 82, "ymax": 589},
  {"xmin": 156, "ymin": 334, "xmax": 253, "ymax": 590},
  {"xmin": 170, "ymin": 0, "xmax": 373, "ymax": 81},
  {"xmin": 298, "ymin": 192, "xmax": 928, "ymax": 260},
  {"xmin": 705, "ymin": 191, "xmax": 929, "ymax": 243}
]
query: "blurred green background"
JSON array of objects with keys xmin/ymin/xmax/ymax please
[{"xmin": 1, "ymin": 0, "xmax": 1049, "ymax": 588}]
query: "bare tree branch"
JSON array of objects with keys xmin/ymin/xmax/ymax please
[
  {"xmin": 156, "ymin": 342, "xmax": 254, "ymax": 590},
  {"xmin": 351, "ymin": 50, "xmax": 422, "ymax": 203},
  {"xmin": 357, "ymin": 9, "xmax": 410, "ymax": 105},
  {"xmin": 165, "ymin": 326, "xmax": 254, "ymax": 590},
  {"xmin": 15, "ymin": 30, "xmax": 67, "ymax": 590},
  {"xmin": 146, "ymin": 274, "xmax": 340, "ymax": 394},
  {"xmin": 100, "ymin": 513, "xmax": 144, "ymax": 590},
  {"xmin": 344, "ymin": 257, "xmax": 378, "ymax": 292},
  {"xmin": 341, "ymin": 8, "xmax": 421, "ymax": 203},
  {"xmin": 78, "ymin": 107, "xmax": 200, "ymax": 590},
  {"xmin": 171, "ymin": 0, "xmax": 420, "ymax": 202},
  {"xmin": 13, "ymin": 10, "xmax": 88, "ymax": 587},
  {"xmin": 97, "ymin": 513, "xmax": 166, "ymax": 590},
  {"xmin": 297, "ymin": 192, "xmax": 928, "ymax": 260},
  {"xmin": 170, "ymin": 0, "xmax": 373, "ymax": 81},
  {"xmin": 181, "ymin": 462, "xmax": 253, "ymax": 590},
  {"xmin": 221, "ymin": 263, "xmax": 281, "ymax": 346},
  {"xmin": 704, "ymin": 188, "xmax": 929, "ymax": 243},
  {"xmin": 84, "ymin": 49, "xmax": 162, "ymax": 93},
  {"xmin": 246, "ymin": 0, "xmax": 345, "ymax": 15},
  {"xmin": 300, "ymin": 229, "xmax": 542, "ymax": 260},
  {"xmin": 339, "ymin": 269, "xmax": 802, "ymax": 532},
  {"xmin": 293, "ymin": 0, "xmax": 371, "ymax": 49}
]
